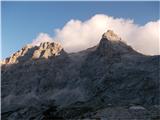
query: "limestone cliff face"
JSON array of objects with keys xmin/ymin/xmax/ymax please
[
  {"xmin": 1, "ymin": 30, "xmax": 160, "ymax": 120},
  {"xmin": 1, "ymin": 42, "xmax": 65, "ymax": 65},
  {"xmin": 32, "ymin": 42, "xmax": 64, "ymax": 59},
  {"xmin": 1, "ymin": 45, "xmax": 33, "ymax": 64}
]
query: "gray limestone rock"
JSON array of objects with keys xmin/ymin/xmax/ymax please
[{"xmin": 1, "ymin": 30, "xmax": 159, "ymax": 119}]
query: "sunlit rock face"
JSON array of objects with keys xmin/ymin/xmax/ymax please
[
  {"xmin": 1, "ymin": 41, "xmax": 65, "ymax": 64},
  {"xmin": 32, "ymin": 42, "xmax": 63, "ymax": 59},
  {"xmin": 1, "ymin": 44, "xmax": 33, "ymax": 64},
  {"xmin": 1, "ymin": 30, "xmax": 160, "ymax": 119},
  {"xmin": 102, "ymin": 30, "xmax": 121, "ymax": 41}
]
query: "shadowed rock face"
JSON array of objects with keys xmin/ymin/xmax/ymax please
[
  {"xmin": 1, "ymin": 30, "xmax": 160, "ymax": 119},
  {"xmin": 97, "ymin": 30, "xmax": 138, "ymax": 57}
]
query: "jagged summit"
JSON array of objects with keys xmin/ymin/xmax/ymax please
[
  {"xmin": 32, "ymin": 42, "xmax": 63, "ymax": 59},
  {"xmin": 102, "ymin": 30, "xmax": 121, "ymax": 41},
  {"xmin": 39, "ymin": 42, "xmax": 62, "ymax": 50},
  {"xmin": 1, "ymin": 41, "xmax": 65, "ymax": 65},
  {"xmin": 1, "ymin": 30, "xmax": 138, "ymax": 65},
  {"xmin": 97, "ymin": 30, "xmax": 136, "ymax": 56}
]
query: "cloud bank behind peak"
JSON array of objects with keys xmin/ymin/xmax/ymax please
[
  {"xmin": 31, "ymin": 14, "xmax": 160, "ymax": 55},
  {"xmin": 31, "ymin": 33, "xmax": 53, "ymax": 46}
]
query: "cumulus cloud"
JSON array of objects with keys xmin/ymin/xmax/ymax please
[
  {"xmin": 31, "ymin": 33, "xmax": 53, "ymax": 46},
  {"xmin": 129, "ymin": 21, "xmax": 160, "ymax": 55},
  {"xmin": 32, "ymin": 14, "xmax": 160, "ymax": 55}
]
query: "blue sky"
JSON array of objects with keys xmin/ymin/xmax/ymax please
[{"xmin": 1, "ymin": 1, "xmax": 159, "ymax": 59}]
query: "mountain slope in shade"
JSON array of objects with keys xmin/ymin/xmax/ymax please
[{"xmin": 1, "ymin": 30, "xmax": 160, "ymax": 120}]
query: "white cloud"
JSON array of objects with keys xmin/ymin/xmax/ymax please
[
  {"xmin": 129, "ymin": 21, "xmax": 160, "ymax": 55},
  {"xmin": 32, "ymin": 14, "xmax": 160, "ymax": 55},
  {"xmin": 31, "ymin": 33, "xmax": 53, "ymax": 46}
]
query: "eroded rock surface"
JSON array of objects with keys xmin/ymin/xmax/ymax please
[
  {"xmin": 1, "ymin": 30, "xmax": 160, "ymax": 120},
  {"xmin": 1, "ymin": 42, "xmax": 65, "ymax": 65}
]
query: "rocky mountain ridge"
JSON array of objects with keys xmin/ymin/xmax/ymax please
[
  {"xmin": 1, "ymin": 42, "xmax": 65, "ymax": 65},
  {"xmin": 1, "ymin": 30, "xmax": 160, "ymax": 120}
]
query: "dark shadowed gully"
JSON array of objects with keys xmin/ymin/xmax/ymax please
[{"xmin": 1, "ymin": 30, "xmax": 160, "ymax": 120}]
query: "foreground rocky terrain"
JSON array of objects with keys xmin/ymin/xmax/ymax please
[{"xmin": 1, "ymin": 30, "xmax": 160, "ymax": 120}]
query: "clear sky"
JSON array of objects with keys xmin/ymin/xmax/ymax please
[{"xmin": 1, "ymin": 1, "xmax": 159, "ymax": 59}]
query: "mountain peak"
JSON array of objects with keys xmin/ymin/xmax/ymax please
[
  {"xmin": 1, "ymin": 42, "xmax": 65, "ymax": 65},
  {"xmin": 102, "ymin": 30, "xmax": 121, "ymax": 41},
  {"xmin": 97, "ymin": 30, "xmax": 135, "ymax": 56}
]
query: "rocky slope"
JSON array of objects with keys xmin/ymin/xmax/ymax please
[
  {"xmin": 1, "ymin": 42, "xmax": 66, "ymax": 65},
  {"xmin": 1, "ymin": 30, "xmax": 160, "ymax": 120}
]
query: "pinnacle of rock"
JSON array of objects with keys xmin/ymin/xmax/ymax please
[
  {"xmin": 102, "ymin": 30, "xmax": 121, "ymax": 41},
  {"xmin": 97, "ymin": 30, "xmax": 134, "ymax": 56}
]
